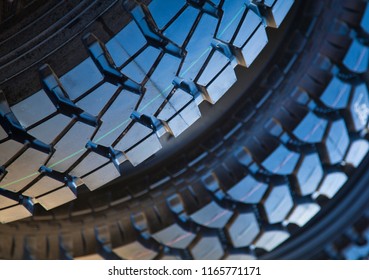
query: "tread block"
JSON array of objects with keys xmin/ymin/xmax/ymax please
[
  {"xmin": 287, "ymin": 203, "xmax": 320, "ymax": 227},
  {"xmin": 0, "ymin": 198, "xmax": 33, "ymax": 223},
  {"xmin": 115, "ymin": 121, "xmax": 152, "ymax": 151},
  {"xmin": 254, "ymin": 229, "xmax": 290, "ymax": 252},
  {"xmin": 105, "ymin": 38, "xmax": 132, "ymax": 68},
  {"xmin": 39, "ymin": 64, "xmax": 99, "ymax": 127},
  {"xmin": 70, "ymin": 152, "xmax": 109, "ymax": 178},
  {"xmin": 0, "ymin": 140, "xmax": 23, "ymax": 166},
  {"xmin": 163, "ymin": 6, "xmax": 199, "ymax": 46},
  {"xmin": 86, "ymin": 141, "xmax": 126, "ymax": 172},
  {"xmin": 122, "ymin": 46, "xmax": 161, "ymax": 84},
  {"xmin": 348, "ymin": 83, "xmax": 369, "ymax": 131},
  {"xmin": 108, "ymin": 21, "xmax": 147, "ymax": 67},
  {"xmin": 167, "ymin": 194, "xmax": 187, "ymax": 216},
  {"xmin": 22, "ymin": 176, "xmax": 64, "ymax": 198},
  {"xmin": 233, "ymin": 9, "xmax": 262, "ymax": 48},
  {"xmin": 190, "ymin": 201, "xmax": 232, "ymax": 228},
  {"xmin": 59, "ymin": 233, "xmax": 78, "ymax": 259},
  {"xmin": 345, "ymin": 140, "xmax": 369, "ymax": 168},
  {"xmin": 158, "ymin": 113, "xmax": 190, "ymax": 138},
  {"xmin": 233, "ymin": 147, "xmax": 254, "ymax": 167},
  {"xmin": 83, "ymin": 33, "xmax": 143, "ymax": 94},
  {"xmin": 125, "ymin": 3, "xmax": 184, "ymax": 58},
  {"xmin": 233, "ymin": 10, "xmax": 262, "ymax": 49},
  {"xmin": 251, "ymin": 0, "xmax": 293, "ymax": 28},
  {"xmin": 147, "ymin": 53, "xmax": 182, "ymax": 92},
  {"xmin": 226, "ymin": 212, "xmax": 260, "ymax": 248},
  {"xmin": 172, "ymin": 77, "xmax": 210, "ymax": 105},
  {"xmin": 11, "ymin": 90, "xmax": 56, "ymax": 128},
  {"xmin": 177, "ymin": 100, "xmax": 202, "ymax": 126},
  {"xmin": 342, "ymin": 228, "xmax": 369, "ymax": 260},
  {"xmin": 131, "ymin": 212, "xmax": 150, "ymax": 235},
  {"xmin": 217, "ymin": 0, "xmax": 248, "ymax": 42},
  {"xmin": 227, "ymin": 175, "xmax": 268, "ymax": 204},
  {"xmin": 262, "ymin": 185, "xmax": 293, "ymax": 224},
  {"xmin": 240, "ymin": 25, "xmax": 268, "ymax": 67},
  {"xmin": 122, "ymin": 133, "xmax": 162, "ymax": 166},
  {"xmin": 38, "ymin": 166, "xmax": 82, "ymax": 190},
  {"xmin": 59, "ymin": 58, "xmax": 103, "ymax": 100},
  {"xmin": 37, "ymin": 187, "xmax": 77, "ymax": 210},
  {"xmin": 190, "ymin": 236, "xmax": 224, "ymax": 259},
  {"xmin": 1, "ymin": 148, "xmax": 48, "ymax": 192},
  {"xmin": 76, "ymin": 83, "xmax": 118, "ymax": 116},
  {"xmin": 322, "ymin": 120, "xmax": 349, "ymax": 164},
  {"xmin": 92, "ymin": 90, "xmax": 139, "ymax": 147},
  {"xmin": 0, "ymin": 91, "xmax": 52, "ymax": 154},
  {"xmin": 95, "ymin": 226, "xmax": 118, "ymax": 260},
  {"xmin": 132, "ymin": 112, "xmax": 170, "ymax": 138},
  {"xmin": 293, "ymin": 112, "xmax": 327, "ymax": 143},
  {"xmin": 130, "ymin": 112, "xmax": 169, "ymax": 137},
  {"xmin": 211, "ymin": 39, "xmax": 244, "ymax": 67},
  {"xmin": 198, "ymin": 49, "xmax": 230, "ymax": 85},
  {"xmin": 157, "ymin": 92, "xmax": 201, "ymax": 137},
  {"xmin": 314, "ymin": 172, "xmax": 348, "ymax": 199},
  {"xmin": 28, "ymin": 114, "xmax": 71, "ymax": 144},
  {"xmin": 205, "ymin": 63, "xmax": 237, "ymax": 104},
  {"xmin": 262, "ymin": 145, "xmax": 300, "ymax": 175},
  {"xmin": 148, "ymin": 0, "xmax": 185, "ymax": 29},
  {"xmin": 294, "ymin": 153, "xmax": 323, "ymax": 196},
  {"xmin": 179, "ymin": 13, "xmax": 217, "ymax": 80},
  {"xmin": 0, "ymin": 204, "xmax": 32, "ymax": 224},
  {"xmin": 0, "ymin": 194, "xmax": 18, "ymax": 209},
  {"xmin": 320, "ymin": 77, "xmax": 351, "ymax": 109},
  {"xmin": 82, "ymin": 162, "xmax": 121, "ymax": 191},
  {"xmin": 113, "ymin": 241, "xmax": 157, "ymax": 260},
  {"xmin": 313, "ymin": 172, "xmax": 348, "ymax": 199},
  {"xmin": 265, "ymin": 0, "xmax": 294, "ymax": 28},
  {"xmin": 343, "ymin": 39, "xmax": 369, "ymax": 74},
  {"xmin": 0, "ymin": 0, "xmax": 301, "ymax": 228},
  {"xmin": 136, "ymin": 83, "xmax": 171, "ymax": 118},
  {"xmin": 47, "ymin": 122, "xmax": 95, "ymax": 172},
  {"xmin": 153, "ymin": 224, "xmax": 195, "ymax": 249}
]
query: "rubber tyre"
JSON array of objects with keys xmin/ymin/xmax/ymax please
[{"xmin": 0, "ymin": 0, "xmax": 369, "ymax": 260}]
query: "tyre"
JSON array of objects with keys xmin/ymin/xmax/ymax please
[
  {"xmin": 0, "ymin": 0, "xmax": 369, "ymax": 260},
  {"xmin": 312, "ymin": 208, "xmax": 369, "ymax": 260}
]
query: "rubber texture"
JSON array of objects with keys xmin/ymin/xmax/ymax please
[
  {"xmin": 0, "ymin": 0, "xmax": 294, "ymax": 221},
  {"xmin": 0, "ymin": 0, "xmax": 45, "ymax": 26},
  {"xmin": 313, "ymin": 207, "xmax": 369, "ymax": 260},
  {"xmin": 0, "ymin": 0, "xmax": 369, "ymax": 260}
]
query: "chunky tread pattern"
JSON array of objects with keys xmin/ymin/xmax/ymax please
[
  {"xmin": 1, "ymin": 0, "xmax": 369, "ymax": 261},
  {"xmin": 0, "ymin": 0, "xmax": 294, "ymax": 220},
  {"xmin": 83, "ymin": 0, "xmax": 369, "ymax": 260},
  {"xmin": 316, "ymin": 209, "xmax": 369, "ymax": 260}
]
